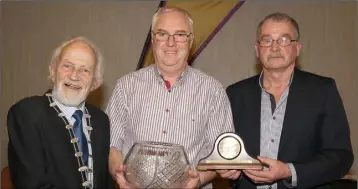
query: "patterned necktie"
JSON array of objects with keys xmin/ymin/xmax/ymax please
[{"xmin": 72, "ymin": 110, "xmax": 89, "ymax": 166}]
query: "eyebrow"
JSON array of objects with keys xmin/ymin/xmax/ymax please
[
  {"xmin": 260, "ymin": 33, "xmax": 293, "ymax": 39},
  {"xmin": 62, "ymin": 59, "xmax": 74, "ymax": 64},
  {"xmin": 62, "ymin": 59, "xmax": 92, "ymax": 68},
  {"xmin": 154, "ymin": 29, "xmax": 189, "ymax": 34}
]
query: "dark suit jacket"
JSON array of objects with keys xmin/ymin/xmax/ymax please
[
  {"xmin": 226, "ymin": 69, "xmax": 353, "ymax": 189},
  {"xmin": 7, "ymin": 92, "xmax": 115, "ymax": 189}
]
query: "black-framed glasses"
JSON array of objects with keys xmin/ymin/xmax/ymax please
[
  {"xmin": 152, "ymin": 31, "xmax": 192, "ymax": 42},
  {"xmin": 258, "ymin": 37, "xmax": 298, "ymax": 47}
]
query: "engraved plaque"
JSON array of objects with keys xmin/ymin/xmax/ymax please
[{"xmin": 197, "ymin": 132, "xmax": 263, "ymax": 170}]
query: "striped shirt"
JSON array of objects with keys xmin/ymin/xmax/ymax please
[
  {"xmin": 52, "ymin": 95, "xmax": 94, "ymax": 188},
  {"xmin": 258, "ymin": 72, "xmax": 297, "ymax": 189},
  {"xmin": 106, "ymin": 65, "xmax": 234, "ymax": 188}
]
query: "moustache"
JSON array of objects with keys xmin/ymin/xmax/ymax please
[
  {"xmin": 60, "ymin": 79, "xmax": 84, "ymax": 89},
  {"xmin": 268, "ymin": 54, "xmax": 283, "ymax": 59}
]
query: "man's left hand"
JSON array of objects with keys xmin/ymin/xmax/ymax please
[
  {"xmin": 243, "ymin": 156, "xmax": 291, "ymax": 184},
  {"xmin": 183, "ymin": 169, "xmax": 201, "ymax": 189}
]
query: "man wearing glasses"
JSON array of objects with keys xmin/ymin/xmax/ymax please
[
  {"xmin": 218, "ymin": 12, "xmax": 353, "ymax": 189},
  {"xmin": 107, "ymin": 7, "xmax": 234, "ymax": 189}
]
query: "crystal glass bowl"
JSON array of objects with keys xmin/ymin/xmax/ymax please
[{"xmin": 124, "ymin": 141, "xmax": 190, "ymax": 188}]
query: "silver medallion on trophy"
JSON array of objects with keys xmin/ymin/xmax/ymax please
[
  {"xmin": 124, "ymin": 141, "xmax": 190, "ymax": 189},
  {"xmin": 197, "ymin": 132, "xmax": 263, "ymax": 170}
]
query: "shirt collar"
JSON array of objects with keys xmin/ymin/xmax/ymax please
[
  {"xmin": 259, "ymin": 70, "xmax": 294, "ymax": 90},
  {"xmin": 153, "ymin": 64, "xmax": 190, "ymax": 85}
]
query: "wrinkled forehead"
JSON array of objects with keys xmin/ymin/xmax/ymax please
[
  {"xmin": 259, "ymin": 20, "xmax": 297, "ymax": 39},
  {"xmin": 59, "ymin": 41, "xmax": 96, "ymax": 63}
]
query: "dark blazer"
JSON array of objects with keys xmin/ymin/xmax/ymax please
[
  {"xmin": 226, "ymin": 69, "xmax": 353, "ymax": 189},
  {"xmin": 7, "ymin": 92, "xmax": 115, "ymax": 189}
]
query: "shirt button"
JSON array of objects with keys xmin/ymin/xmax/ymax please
[
  {"xmin": 165, "ymin": 108, "xmax": 169, "ymax": 112},
  {"xmin": 162, "ymin": 130, "xmax": 167, "ymax": 134},
  {"xmin": 273, "ymin": 116, "xmax": 276, "ymax": 120},
  {"xmin": 269, "ymin": 186, "xmax": 272, "ymax": 189},
  {"xmin": 271, "ymin": 139, "xmax": 274, "ymax": 142}
]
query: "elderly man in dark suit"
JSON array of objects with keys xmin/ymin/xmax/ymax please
[
  {"xmin": 218, "ymin": 12, "xmax": 353, "ymax": 189},
  {"xmin": 7, "ymin": 37, "xmax": 115, "ymax": 189}
]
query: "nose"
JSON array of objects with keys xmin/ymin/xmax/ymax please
[
  {"xmin": 270, "ymin": 40, "xmax": 280, "ymax": 51},
  {"xmin": 69, "ymin": 69, "xmax": 80, "ymax": 80},
  {"xmin": 166, "ymin": 35, "xmax": 176, "ymax": 47}
]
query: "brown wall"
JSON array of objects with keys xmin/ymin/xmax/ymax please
[
  {"xmin": 0, "ymin": 1, "xmax": 3, "ymax": 177},
  {"xmin": 0, "ymin": 1, "xmax": 160, "ymax": 172},
  {"xmin": 1, "ymin": 1, "xmax": 356, "ymax": 181}
]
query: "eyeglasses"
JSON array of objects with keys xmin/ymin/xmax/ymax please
[
  {"xmin": 258, "ymin": 37, "xmax": 298, "ymax": 47},
  {"xmin": 152, "ymin": 31, "xmax": 192, "ymax": 42}
]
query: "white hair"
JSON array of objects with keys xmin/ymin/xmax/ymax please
[
  {"xmin": 49, "ymin": 36, "xmax": 104, "ymax": 88},
  {"xmin": 151, "ymin": 7, "xmax": 194, "ymax": 34}
]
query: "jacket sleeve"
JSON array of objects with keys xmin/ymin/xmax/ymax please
[
  {"xmin": 294, "ymin": 79, "xmax": 354, "ymax": 189},
  {"xmin": 7, "ymin": 100, "xmax": 54, "ymax": 189}
]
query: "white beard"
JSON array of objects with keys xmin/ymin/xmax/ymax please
[{"xmin": 52, "ymin": 81, "xmax": 88, "ymax": 107}]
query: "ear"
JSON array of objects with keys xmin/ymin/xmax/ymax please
[
  {"xmin": 49, "ymin": 64, "xmax": 56, "ymax": 83},
  {"xmin": 151, "ymin": 32, "xmax": 155, "ymax": 45},
  {"xmin": 189, "ymin": 34, "xmax": 194, "ymax": 49},
  {"xmin": 90, "ymin": 80, "xmax": 100, "ymax": 92},
  {"xmin": 254, "ymin": 44, "xmax": 259, "ymax": 57},
  {"xmin": 296, "ymin": 42, "xmax": 302, "ymax": 56}
]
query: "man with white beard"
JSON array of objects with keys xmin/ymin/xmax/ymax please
[{"xmin": 7, "ymin": 37, "xmax": 115, "ymax": 189}]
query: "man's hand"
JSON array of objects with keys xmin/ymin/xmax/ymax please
[
  {"xmin": 183, "ymin": 169, "xmax": 201, "ymax": 189},
  {"xmin": 243, "ymin": 156, "xmax": 291, "ymax": 184},
  {"xmin": 216, "ymin": 169, "xmax": 242, "ymax": 180},
  {"xmin": 109, "ymin": 148, "xmax": 139, "ymax": 189},
  {"xmin": 112, "ymin": 164, "xmax": 139, "ymax": 189}
]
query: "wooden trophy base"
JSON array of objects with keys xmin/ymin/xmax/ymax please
[{"xmin": 197, "ymin": 162, "xmax": 263, "ymax": 171}]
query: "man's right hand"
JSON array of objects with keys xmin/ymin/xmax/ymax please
[
  {"xmin": 112, "ymin": 164, "xmax": 139, "ymax": 189},
  {"xmin": 110, "ymin": 148, "xmax": 138, "ymax": 189},
  {"xmin": 216, "ymin": 170, "xmax": 242, "ymax": 180}
]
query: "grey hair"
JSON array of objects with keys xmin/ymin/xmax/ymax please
[
  {"xmin": 49, "ymin": 36, "xmax": 104, "ymax": 88},
  {"xmin": 256, "ymin": 12, "xmax": 300, "ymax": 40},
  {"xmin": 151, "ymin": 7, "xmax": 194, "ymax": 34}
]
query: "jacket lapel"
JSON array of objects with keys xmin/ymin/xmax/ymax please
[
  {"xmin": 42, "ymin": 93, "xmax": 83, "ymax": 187},
  {"xmin": 278, "ymin": 69, "xmax": 307, "ymax": 157},
  {"xmin": 44, "ymin": 93, "xmax": 76, "ymax": 157},
  {"xmin": 247, "ymin": 76, "xmax": 262, "ymax": 157},
  {"xmin": 86, "ymin": 105, "xmax": 98, "ymax": 188}
]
